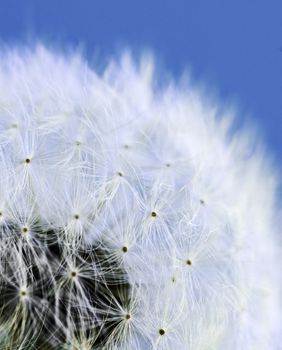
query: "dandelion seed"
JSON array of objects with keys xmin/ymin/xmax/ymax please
[
  {"xmin": 22, "ymin": 226, "xmax": 28, "ymax": 234},
  {"xmin": 71, "ymin": 271, "xmax": 77, "ymax": 278},
  {"xmin": 19, "ymin": 288, "xmax": 27, "ymax": 299}
]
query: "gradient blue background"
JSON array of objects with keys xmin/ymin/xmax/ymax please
[{"xmin": 0, "ymin": 0, "xmax": 281, "ymax": 163}]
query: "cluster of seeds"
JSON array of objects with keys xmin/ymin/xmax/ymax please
[
  {"xmin": 0, "ymin": 223, "xmax": 131, "ymax": 349},
  {"xmin": 0, "ymin": 46, "xmax": 280, "ymax": 349}
]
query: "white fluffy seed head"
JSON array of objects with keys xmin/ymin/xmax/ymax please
[{"xmin": 0, "ymin": 44, "xmax": 280, "ymax": 349}]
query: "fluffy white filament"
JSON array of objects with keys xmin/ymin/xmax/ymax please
[{"xmin": 0, "ymin": 45, "xmax": 280, "ymax": 349}]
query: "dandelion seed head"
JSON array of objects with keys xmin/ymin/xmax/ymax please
[{"xmin": 0, "ymin": 44, "xmax": 280, "ymax": 350}]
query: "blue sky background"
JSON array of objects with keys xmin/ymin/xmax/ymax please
[{"xmin": 0, "ymin": 0, "xmax": 281, "ymax": 165}]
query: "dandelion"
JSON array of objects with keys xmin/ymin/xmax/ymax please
[{"xmin": 0, "ymin": 44, "xmax": 280, "ymax": 349}]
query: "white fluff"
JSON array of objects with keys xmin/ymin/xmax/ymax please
[{"xmin": 0, "ymin": 45, "xmax": 280, "ymax": 349}]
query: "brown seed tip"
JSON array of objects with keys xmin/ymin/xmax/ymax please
[
  {"xmin": 122, "ymin": 246, "xmax": 128, "ymax": 253},
  {"xmin": 151, "ymin": 211, "xmax": 157, "ymax": 217},
  {"xmin": 186, "ymin": 259, "xmax": 192, "ymax": 266},
  {"xmin": 25, "ymin": 158, "xmax": 31, "ymax": 164},
  {"xmin": 74, "ymin": 214, "xmax": 80, "ymax": 220},
  {"xmin": 125, "ymin": 314, "xmax": 131, "ymax": 320},
  {"xmin": 159, "ymin": 328, "xmax": 165, "ymax": 336}
]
